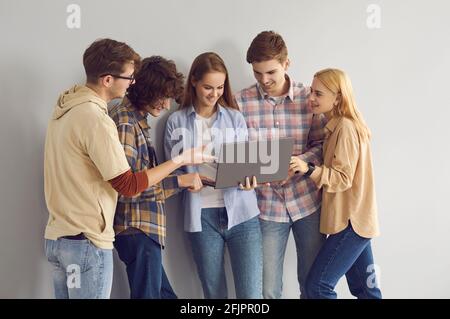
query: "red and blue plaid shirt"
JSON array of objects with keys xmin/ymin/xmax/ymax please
[
  {"xmin": 235, "ymin": 76, "xmax": 326, "ymax": 222},
  {"xmin": 109, "ymin": 98, "xmax": 179, "ymax": 247}
]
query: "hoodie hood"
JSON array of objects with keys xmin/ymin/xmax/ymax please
[{"xmin": 52, "ymin": 85, "xmax": 108, "ymax": 120}]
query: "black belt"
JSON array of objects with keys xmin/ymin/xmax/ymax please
[{"xmin": 61, "ymin": 233, "xmax": 87, "ymax": 240}]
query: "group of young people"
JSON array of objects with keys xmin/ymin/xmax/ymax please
[{"xmin": 43, "ymin": 31, "xmax": 382, "ymax": 299}]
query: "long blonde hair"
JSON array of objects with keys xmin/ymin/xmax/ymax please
[{"xmin": 314, "ymin": 68, "xmax": 371, "ymax": 141}]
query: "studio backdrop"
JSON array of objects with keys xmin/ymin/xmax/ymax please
[{"xmin": 0, "ymin": 0, "xmax": 449, "ymax": 298}]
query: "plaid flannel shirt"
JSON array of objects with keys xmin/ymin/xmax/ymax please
[
  {"xmin": 235, "ymin": 76, "xmax": 326, "ymax": 222},
  {"xmin": 109, "ymin": 98, "xmax": 179, "ymax": 247}
]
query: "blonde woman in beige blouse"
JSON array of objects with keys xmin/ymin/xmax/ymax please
[{"xmin": 290, "ymin": 68, "xmax": 382, "ymax": 299}]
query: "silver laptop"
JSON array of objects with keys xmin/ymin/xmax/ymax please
[{"xmin": 201, "ymin": 137, "xmax": 294, "ymax": 189}]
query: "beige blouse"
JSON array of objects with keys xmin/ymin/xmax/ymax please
[{"xmin": 310, "ymin": 117, "xmax": 380, "ymax": 238}]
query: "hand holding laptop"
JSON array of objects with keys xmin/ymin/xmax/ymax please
[
  {"xmin": 279, "ymin": 156, "xmax": 308, "ymax": 186},
  {"xmin": 238, "ymin": 176, "xmax": 258, "ymax": 190},
  {"xmin": 200, "ymin": 137, "xmax": 294, "ymax": 189},
  {"xmin": 178, "ymin": 173, "xmax": 203, "ymax": 192},
  {"xmin": 201, "ymin": 175, "xmax": 270, "ymax": 190}
]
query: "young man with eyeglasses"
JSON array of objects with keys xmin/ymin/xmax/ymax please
[{"xmin": 43, "ymin": 39, "xmax": 210, "ymax": 299}]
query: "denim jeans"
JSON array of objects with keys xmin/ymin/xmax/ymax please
[
  {"xmin": 260, "ymin": 210, "xmax": 325, "ymax": 299},
  {"xmin": 305, "ymin": 222, "xmax": 382, "ymax": 299},
  {"xmin": 188, "ymin": 207, "xmax": 263, "ymax": 299},
  {"xmin": 114, "ymin": 230, "xmax": 177, "ymax": 299},
  {"xmin": 44, "ymin": 238, "xmax": 113, "ymax": 299}
]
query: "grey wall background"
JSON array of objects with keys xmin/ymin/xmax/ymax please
[{"xmin": 0, "ymin": 0, "xmax": 449, "ymax": 298}]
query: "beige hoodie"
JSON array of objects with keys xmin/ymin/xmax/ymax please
[{"xmin": 44, "ymin": 85, "xmax": 130, "ymax": 249}]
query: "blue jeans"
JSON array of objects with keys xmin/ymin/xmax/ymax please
[
  {"xmin": 114, "ymin": 229, "xmax": 177, "ymax": 299},
  {"xmin": 44, "ymin": 238, "xmax": 113, "ymax": 299},
  {"xmin": 260, "ymin": 210, "xmax": 325, "ymax": 299},
  {"xmin": 305, "ymin": 222, "xmax": 382, "ymax": 299},
  {"xmin": 188, "ymin": 208, "xmax": 263, "ymax": 299}
]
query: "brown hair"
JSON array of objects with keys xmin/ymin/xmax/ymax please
[
  {"xmin": 246, "ymin": 31, "xmax": 288, "ymax": 64},
  {"xmin": 126, "ymin": 56, "xmax": 184, "ymax": 110},
  {"xmin": 180, "ymin": 52, "xmax": 238, "ymax": 110},
  {"xmin": 83, "ymin": 38, "xmax": 141, "ymax": 84}
]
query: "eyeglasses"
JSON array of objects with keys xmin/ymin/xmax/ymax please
[{"xmin": 99, "ymin": 73, "xmax": 135, "ymax": 82}]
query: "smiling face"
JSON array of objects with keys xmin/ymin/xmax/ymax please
[
  {"xmin": 251, "ymin": 58, "xmax": 289, "ymax": 97},
  {"xmin": 309, "ymin": 77, "xmax": 340, "ymax": 116},
  {"xmin": 146, "ymin": 98, "xmax": 171, "ymax": 117},
  {"xmin": 192, "ymin": 71, "xmax": 226, "ymax": 111}
]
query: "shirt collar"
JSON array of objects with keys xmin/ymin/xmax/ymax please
[
  {"xmin": 256, "ymin": 74, "xmax": 294, "ymax": 103},
  {"xmin": 187, "ymin": 103, "xmax": 224, "ymax": 118},
  {"xmin": 325, "ymin": 117, "xmax": 341, "ymax": 134},
  {"xmin": 124, "ymin": 97, "xmax": 150, "ymax": 129}
]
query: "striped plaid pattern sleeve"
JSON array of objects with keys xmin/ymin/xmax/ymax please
[
  {"xmin": 297, "ymin": 113, "xmax": 326, "ymax": 165},
  {"xmin": 110, "ymin": 103, "xmax": 168, "ymax": 246},
  {"xmin": 116, "ymin": 123, "xmax": 159, "ymax": 201},
  {"xmin": 162, "ymin": 174, "xmax": 180, "ymax": 199}
]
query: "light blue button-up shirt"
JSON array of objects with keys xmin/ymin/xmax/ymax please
[{"xmin": 164, "ymin": 105, "xmax": 260, "ymax": 232}]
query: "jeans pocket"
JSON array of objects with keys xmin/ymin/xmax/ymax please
[
  {"xmin": 44, "ymin": 239, "xmax": 55, "ymax": 261},
  {"xmin": 44, "ymin": 239, "xmax": 51, "ymax": 257},
  {"xmin": 46, "ymin": 239, "xmax": 66, "ymax": 271}
]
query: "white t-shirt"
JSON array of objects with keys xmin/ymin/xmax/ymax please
[{"xmin": 195, "ymin": 112, "xmax": 225, "ymax": 208}]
